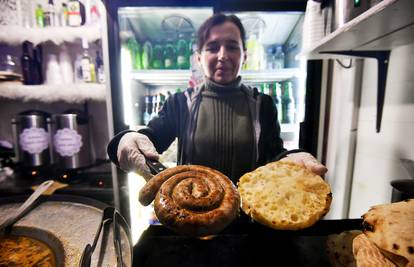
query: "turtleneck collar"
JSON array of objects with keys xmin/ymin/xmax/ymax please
[{"xmin": 204, "ymin": 76, "xmax": 242, "ymax": 93}]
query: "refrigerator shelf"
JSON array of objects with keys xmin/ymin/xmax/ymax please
[
  {"xmin": 0, "ymin": 82, "xmax": 106, "ymax": 103},
  {"xmin": 130, "ymin": 68, "xmax": 301, "ymax": 86},
  {"xmin": 0, "ymin": 25, "xmax": 101, "ymax": 46}
]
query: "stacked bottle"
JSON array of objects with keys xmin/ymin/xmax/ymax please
[
  {"xmin": 34, "ymin": 0, "xmax": 85, "ymax": 28},
  {"xmin": 254, "ymin": 81, "xmax": 296, "ymax": 124},
  {"xmin": 281, "ymin": 81, "xmax": 295, "ymax": 124},
  {"xmin": 125, "ymin": 34, "xmax": 195, "ymax": 70},
  {"xmin": 142, "ymin": 92, "xmax": 169, "ymax": 125},
  {"xmin": 73, "ymin": 39, "xmax": 105, "ymax": 84}
]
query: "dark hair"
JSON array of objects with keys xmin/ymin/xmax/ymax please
[{"xmin": 197, "ymin": 13, "xmax": 246, "ymax": 52}]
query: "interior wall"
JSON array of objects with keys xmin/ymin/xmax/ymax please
[
  {"xmin": 348, "ymin": 43, "xmax": 414, "ymax": 217},
  {"xmin": 324, "ymin": 58, "xmax": 362, "ymax": 219}
]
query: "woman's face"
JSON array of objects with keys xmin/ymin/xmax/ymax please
[{"xmin": 197, "ymin": 21, "xmax": 246, "ymax": 85}]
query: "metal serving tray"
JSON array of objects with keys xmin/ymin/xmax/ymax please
[{"xmin": 133, "ymin": 214, "xmax": 362, "ymax": 267}]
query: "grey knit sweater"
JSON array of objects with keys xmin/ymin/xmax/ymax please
[{"xmin": 192, "ymin": 78, "xmax": 254, "ymax": 182}]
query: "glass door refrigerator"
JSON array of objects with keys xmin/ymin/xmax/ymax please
[{"xmin": 103, "ymin": 0, "xmax": 323, "ymax": 245}]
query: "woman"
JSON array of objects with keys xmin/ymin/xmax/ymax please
[{"xmin": 107, "ymin": 13, "xmax": 327, "ymax": 182}]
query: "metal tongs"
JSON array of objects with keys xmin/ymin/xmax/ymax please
[
  {"xmin": 145, "ymin": 157, "xmax": 168, "ymax": 175},
  {"xmin": 138, "ymin": 147, "xmax": 168, "ymax": 176}
]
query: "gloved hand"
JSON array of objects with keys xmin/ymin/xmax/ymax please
[
  {"xmin": 117, "ymin": 132, "xmax": 159, "ymax": 181},
  {"xmin": 280, "ymin": 152, "xmax": 328, "ymax": 176}
]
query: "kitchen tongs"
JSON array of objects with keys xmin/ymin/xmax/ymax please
[{"xmin": 140, "ymin": 148, "xmax": 168, "ymax": 175}]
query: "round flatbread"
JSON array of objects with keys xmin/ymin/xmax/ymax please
[
  {"xmin": 237, "ymin": 161, "xmax": 332, "ymax": 230},
  {"xmin": 353, "ymin": 233, "xmax": 396, "ymax": 267},
  {"xmin": 362, "ymin": 199, "xmax": 414, "ymax": 267}
]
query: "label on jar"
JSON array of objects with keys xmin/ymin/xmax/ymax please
[
  {"xmin": 53, "ymin": 128, "xmax": 83, "ymax": 157},
  {"xmin": 19, "ymin": 127, "xmax": 49, "ymax": 154}
]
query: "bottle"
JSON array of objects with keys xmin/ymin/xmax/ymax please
[
  {"xmin": 127, "ymin": 38, "xmax": 142, "ymax": 70},
  {"xmin": 89, "ymin": 0, "xmax": 101, "ymax": 24},
  {"xmin": 158, "ymin": 93, "xmax": 166, "ymax": 112},
  {"xmin": 89, "ymin": 62, "xmax": 96, "ymax": 82},
  {"xmin": 143, "ymin": 95, "xmax": 152, "ymax": 125},
  {"xmin": 21, "ymin": 41, "xmax": 33, "ymax": 85},
  {"xmin": 152, "ymin": 41, "xmax": 164, "ymax": 69},
  {"xmin": 35, "ymin": 4, "xmax": 44, "ymax": 28},
  {"xmin": 281, "ymin": 81, "xmax": 295, "ymax": 124},
  {"xmin": 4, "ymin": 55, "xmax": 16, "ymax": 73},
  {"xmin": 80, "ymin": 39, "xmax": 92, "ymax": 82},
  {"xmin": 95, "ymin": 50, "xmax": 105, "ymax": 83},
  {"xmin": 74, "ymin": 54, "xmax": 83, "ymax": 83},
  {"xmin": 79, "ymin": 1, "xmax": 86, "ymax": 25},
  {"xmin": 67, "ymin": 0, "xmax": 82, "ymax": 26},
  {"xmin": 244, "ymin": 34, "xmax": 260, "ymax": 70},
  {"xmin": 45, "ymin": 54, "xmax": 62, "ymax": 85},
  {"xmin": 266, "ymin": 46, "xmax": 275, "ymax": 70},
  {"xmin": 150, "ymin": 95, "xmax": 158, "ymax": 120},
  {"xmin": 59, "ymin": 45, "xmax": 74, "ymax": 84},
  {"xmin": 273, "ymin": 82, "xmax": 283, "ymax": 123},
  {"xmin": 141, "ymin": 41, "xmax": 152, "ymax": 70},
  {"xmin": 274, "ymin": 45, "xmax": 285, "ymax": 69},
  {"xmin": 164, "ymin": 39, "xmax": 176, "ymax": 69},
  {"xmin": 60, "ymin": 3, "xmax": 69, "ymax": 26},
  {"xmin": 176, "ymin": 33, "xmax": 189, "ymax": 69},
  {"xmin": 44, "ymin": 0, "xmax": 55, "ymax": 27},
  {"xmin": 33, "ymin": 45, "xmax": 44, "ymax": 85}
]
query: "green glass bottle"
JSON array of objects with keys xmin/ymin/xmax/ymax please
[
  {"xmin": 127, "ymin": 38, "xmax": 142, "ymax": 70},
  {"xmin": 164, "ymin": 39, "xmax": 176, "ymax": 69},
  {"xmin": 281, "ymin": 81, "xmax": 295, "ymax": 124},
  {"xmin": 152, "ymin": 41, "xmax": 164, "ymax": 69},
  {"xmin": 142, "ymin": 41, "xmax": 153, "ymax": 70},
  {"xmin": 273, "ymin": 82, "xmax": 283, "ymax": 123},
  {"xmin": 35, "ymin": 4, "xmax": 44, "ymax": 28},
  {"xmin": 176, "ymin": 33, "xmax": 189, "ymax": 69}
]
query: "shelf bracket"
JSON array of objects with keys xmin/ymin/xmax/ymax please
[{"xmin": 321, "ymin": 50, "xmax": 390, "ymax": 133}]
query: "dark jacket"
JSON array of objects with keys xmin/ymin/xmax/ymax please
[{"xmin": 108, "ymin": 84, "xmax": 296, "ymax": 172}]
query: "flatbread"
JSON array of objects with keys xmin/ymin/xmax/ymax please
[
  {"xmin": 362, "ymin": 199, "xmax": 414, "ymax": 267},
  {"xmin": 326, "ymin": 230, "xmax": 362, "ymax": 267},
  {"xmin": 353, "ymin": 234, "xmax": 396, "ymax": 267},
  {"xmin": 237, "ymin": 161, "xmax": 332, "ymax": 230}
]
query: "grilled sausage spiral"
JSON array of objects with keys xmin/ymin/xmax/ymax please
[{"xmin": 139, "ymin": 165, "xmax": 240, "ymax": 236}]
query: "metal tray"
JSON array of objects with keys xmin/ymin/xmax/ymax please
[{"xmin": 133, "ymin": 214, "xmax": 362, "ymax": 267}]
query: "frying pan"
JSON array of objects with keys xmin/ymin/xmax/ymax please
[{"xmin": 0, "ymin": 194, "xmax": 133, "ymax": 266}]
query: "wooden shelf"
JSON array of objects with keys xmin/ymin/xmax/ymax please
[
  {"xmin": 0, "ymin": 82, "xmax": 106, "ymax": 103},
  {"xmin": 0, "ymin": 25, "xmax": 101, "ymax": 46},
  {"xmin": 301, "ymin": 0, "xmax": 414, "ymax": 59},
  {"xmin": 131, "ymin": 69, "xmax": 302, "ymax": 86}
]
